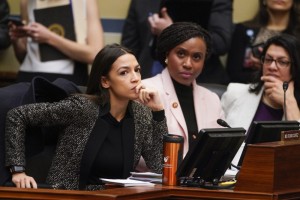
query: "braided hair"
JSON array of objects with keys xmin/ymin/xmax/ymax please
[{"xmin": 156, "ymin": 22, "xmax": 212, "ymax": 67}]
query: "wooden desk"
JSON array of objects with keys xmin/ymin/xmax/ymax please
[
  {"xmin": 2, "ymin": 141, "xmax": 300, "ymax": 199},
  {"xmin": 1, "ymin": 185, "xmax": 300, "ymax": 200}
]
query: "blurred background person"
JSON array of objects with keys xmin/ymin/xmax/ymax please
[
  {"xmin": 226, "ymin": 0, "xmax": 300, "ymax": 83},
  {"xmin": 0, "ymin": 0, "xmax": 11, "ymax": 187},
  {"xmin": 0, "ymin": 0, "xmax": 11, "ymax": 50},
  {"xmin": 9, "ymin": 0, "xmax": 104, "ymax": 85},
  {"xmin": 122, "ymin": 0, "xmax": 233, "ymax": 84},
  {"xmin": 121, "ymin": 0, "xmax": 161, "ymax": 79}
]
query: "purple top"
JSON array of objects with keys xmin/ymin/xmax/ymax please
[{"xmin": 252, "ymin": 101, "xmax": 283, "ymax": 121}]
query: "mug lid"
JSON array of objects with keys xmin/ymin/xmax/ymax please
[{"xmin": 163, "ymin": 134, "xmax": 184, "ymax": 143}]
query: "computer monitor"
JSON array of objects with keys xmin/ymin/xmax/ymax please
[
  {"xmin": 160, "ymin": 0, "xmax": 212, "ymax": 29},
  {"xmin": 238, "ymin": 120, "xmax": 300, "ymax": 166},
  {"xmin": 176, "ymin": 127, "xmax": 246, "ymax": 186}
]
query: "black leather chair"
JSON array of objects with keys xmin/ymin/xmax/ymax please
[
  {"xmin": 78, "ymin": 85, "xmax": 87, "ymax": 93},
  {"xmin": 198, "ymin": 83, "xmax": 227, "ymax": 99}
]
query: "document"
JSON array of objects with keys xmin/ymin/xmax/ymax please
[
  {"xmin": 100, "ymin": 178, "xmax": 155, "ymax": 187},
  {"xmin": 220, "ymin": 169, "xmax": 238, "ymax": 182},
  {"xmin": 34, "ymin": 4, "xmax": 76, "ymax": 61},
  {"xmin": 129, "ymin": 172, "xmax": 162, "ymax": 183}
]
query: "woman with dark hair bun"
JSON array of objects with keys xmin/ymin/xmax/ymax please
[
  {"xmin": 222, "ymin": 33, "xmax": 300, "ymax": 165},
  {"xmin": 143, "ymin": 22, "xmax": 224, "ymax": 157},
  {"xmin": 5, "ymin": 43, "xmax": 167, "ymax": 190}
]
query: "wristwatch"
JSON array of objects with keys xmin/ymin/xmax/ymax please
[{"xmin": 10, "ymin": 165, "xmax": 25, "ymax": 174}]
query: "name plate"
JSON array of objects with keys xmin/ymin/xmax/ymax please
[{"xmin": 281, "ymin": 130, "xmax": 300, "ymax": 141}]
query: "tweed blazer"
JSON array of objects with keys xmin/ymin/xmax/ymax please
[
  {"xmin": 143, "ymin": 68, "xmax": 224, "ymax": 156},
  {"xmin": 5, "ymin": 95, "xmax": 167, "ymax": 190},
  {"xmin": 0, "ymin": 77, "xmax": 80, "ymax": 186}
]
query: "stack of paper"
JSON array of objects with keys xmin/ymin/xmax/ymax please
[
  {"xmin": 100, "ymin": 178, "xmax": 155, "ymax": 187},
  {"xmin": 129, "ymin": 172, "xmax": 162, "ymax": 183},
  {"xmin": 220, "ymin": 169, "xmax": 238, "ymax": 182}
]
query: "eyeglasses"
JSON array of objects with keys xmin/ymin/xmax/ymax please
[{"xmin": 261, "ymin": 56, "xmax": 291, "ymax": 68}]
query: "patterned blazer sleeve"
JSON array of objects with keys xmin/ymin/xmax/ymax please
[
  {"xmin": 133, "ymin": 102, "xmax": 168, "ymax": 174},
  {"xmin": 5, "ymin": 95, "xmax": 90, "ymax": 167}
]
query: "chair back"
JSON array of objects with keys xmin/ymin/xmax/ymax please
[{"xmin": 198, "ymin": 83, "xmax": 227, "ymax": 99}]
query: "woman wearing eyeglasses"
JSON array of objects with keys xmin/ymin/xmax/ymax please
[
  {"xmin": 226, "ymin": 0, "xmax": 300, "ymax": 84},
  {"xmin": 221, "ymin": 33, "xmax": 300, "ymax": 165}
]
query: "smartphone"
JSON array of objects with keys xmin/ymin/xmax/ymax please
[
  {"xmin": 251, "ymin": 43, "xmax": 264, "ymax": 59},
  {"xmin": 8, "ymin": 16, "xmax": 24, "ymax": 26}
]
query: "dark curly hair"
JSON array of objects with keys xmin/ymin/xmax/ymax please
[
  {"xmin": 249, "ymin": 33, "xmax": 300, "ymax": 108},
  {"xmin": 156, "ymin": 22, "xmax": 212, "ymax": 67}
]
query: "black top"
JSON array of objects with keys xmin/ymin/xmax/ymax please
[
  {"xmin": 172, "ymin": 79, "xmax": 198, "ymax": 148},
  {"xmin": 87, "ymin": 104, "xmax": 165, "ymax": 185},
  {"xmin": 88, "ymin": 111, "xmax": 130, "ymax": 185}
]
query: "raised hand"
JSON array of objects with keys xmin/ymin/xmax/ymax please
[
  {"xmin": 135, "ymin": 83, "xmax": 164, "ymax": 111},
  {"xmin": 249, "ymin": 53, "xmax": 262, "ymax": 70},
  {"xmin": 148, "ymin": 7, "xmax": 173, "ymax": 36},
  {"xmin": 8, "ymin": 22, "xmax": 28, "ymax": 41},
  {"xmin": 24, "ymin": 22, "xmax": 56, "ymax": 43},
  {"xmin": 261, "ymin": 75, "xmax": 285, "ymax": 107}
]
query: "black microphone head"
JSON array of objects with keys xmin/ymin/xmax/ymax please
[
  {"xmin": 217, "ymin": 119, "xmax": 231, "ymax": 128},
  {"xmin": 283, "ymin": 81, "xmax": 289, "ymax": 91},
  {"xmin": 282, "ymin": 81, "xmax": 289, "ymax": 121}
]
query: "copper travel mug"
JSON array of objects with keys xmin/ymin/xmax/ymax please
[{"xmin": 162, "ymin": 134, "xmax": 183, "ymax": 186}]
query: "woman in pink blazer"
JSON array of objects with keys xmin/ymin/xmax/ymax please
[{"xmin": 143, "ymin": 22, "xmax": 224, "ymax": 156}]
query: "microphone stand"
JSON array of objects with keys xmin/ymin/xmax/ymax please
[{"xmin": 283, "ymin": 82, "xmax": 289, "ymax": 121}]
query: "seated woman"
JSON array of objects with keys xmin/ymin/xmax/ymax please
[
  {"xmin": 221, "ymin": 33, "xmax": 300, "ymax": 164},
  {"xmin": 5, "ymin": 44, "xmax": 167, "ymax": 190},
  {"xmin": 143, "ymin": 22, "xmax": 224, "ymax": 156}
]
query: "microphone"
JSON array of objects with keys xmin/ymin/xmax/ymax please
[
  {"xmin": 283, "ymin": 81, "xmax": 289, "ymax": 91},
  {"xmin": 283, "ymin": 81, "xmax": 289, "ymax": 121},
  {"xmin": 217, "ymin": 119, "xmax": 236, "ymax": 171},
  {"xmin": 217, "ymin": 119, "xmax": 231, "ymax": 128}
]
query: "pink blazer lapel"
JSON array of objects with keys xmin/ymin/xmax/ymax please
[
  {"xmin": 161, "ymin": 70, "xmax": 188, "ymax": 137},
  {"xmin": 192, "ymin": 82, "xmax": 207, "ymax": 131}
]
